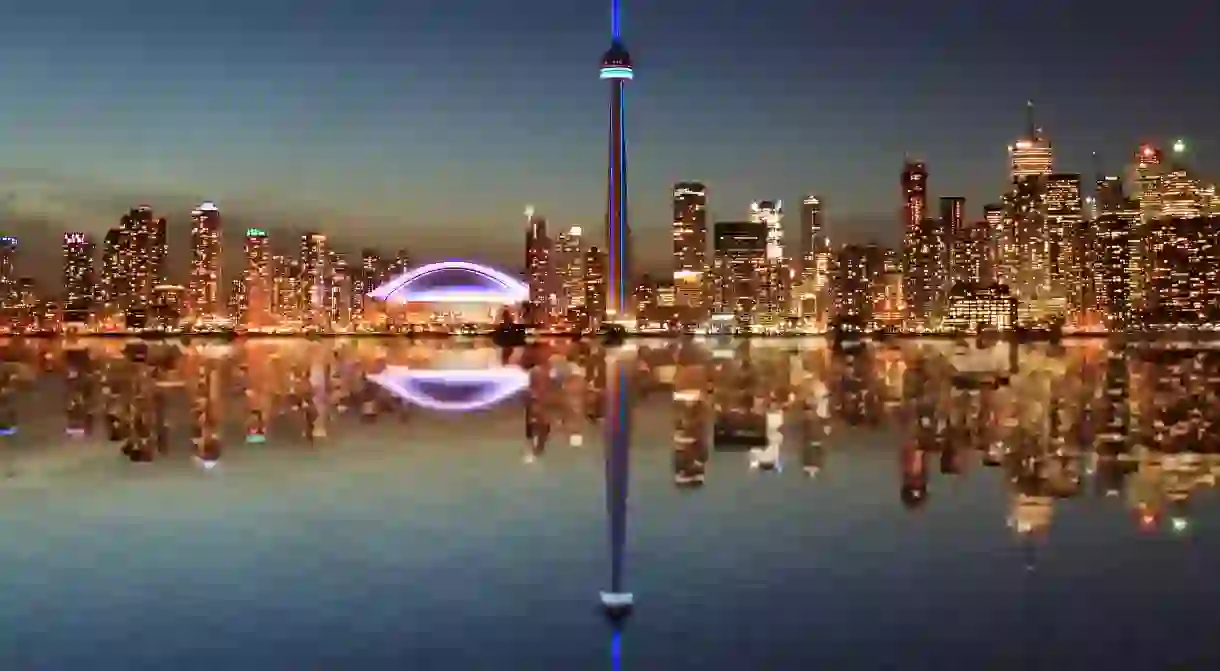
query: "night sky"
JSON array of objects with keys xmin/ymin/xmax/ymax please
[{"xmin": 0, "ymin": 0, "xmax": 1217, "ymax": 281}]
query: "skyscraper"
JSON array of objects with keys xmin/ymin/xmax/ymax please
[
  {"xmin": 601, "ymin": 0, "xmax": 633, "ymax": 318},
  {"xmin": 62, "ymin": 232, "xmax": 95, "ymax": 319},
  {"xmin": 243, "ymin": 228, "xmax": 272, "ymax": 328},
  {"xmin": 799, "ymin": 195, "xmax": 822, "ymax": 282},
  {"xmin": 902, "ymin": 161, "xmax": 928, "ymax": 244},
  {"xmin": 122, "ymin": 205, "xmax": 166, "ymax": 307},
  {"xmin": 300, "ymin": 233, "xmax": 329, "ymax": 328},
  {"xmin": 1045, "ymin": 173, "xmax": 1083, "ymax": 310},
  {"xmin": 585, "ymin": 246, "xmax": 607, "ymax": 326},
  {"xmin": 671, "ymin": 182, "xmax": 707, "ymax": 275},
  {"xmin": 940, "ymin": 197, "xmax": 965, "ymax": 240},
  {"xmin": 524, "ymin": 206, "xmax": 552, "ymax": 326},
  {"xmin": 1004, "ymin": 103, "xmax": 1054, "ymax": 310},
  {"xmin": 555, "ymin": 226, "xmax": 585, "ymax": 323},
  {"xmin": 712, "ymin": 221, "xmax": 767, "ymax": 324},
  {"xmin": 100, "ymin": 228, "xmax": 123, "ymax": 312},
  {"xmin": 750, "ymin": 200, "xmax": 787, "ymax": 321},
  {"xmin": 188, "ymin": 202, "xmax": 222, "ymax": 320},
  {"xmin": 0, "ymin": 236, "xmax": 16, "ymax": 309}
]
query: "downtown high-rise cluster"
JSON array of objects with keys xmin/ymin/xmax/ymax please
[
  {"xmin": 0, "ymin": 202, "xmax": 416, "ymax": 333},
  {"xmin": 526, "ymin": 102, "xmax": 1217, "ymax": 334}
]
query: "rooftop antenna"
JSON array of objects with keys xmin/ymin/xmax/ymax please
[{"xmin": 1025, "ymin": 100, "xmax": 1037, "ymax": 139}]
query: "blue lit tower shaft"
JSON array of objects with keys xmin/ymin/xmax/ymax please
[
  {"xmin": 602, "ymin": 0, "xmax": 632, "ymax": 318},
  {"xmin": 604, "ymin": 354, "xmax": 631, "ymax": 597}
]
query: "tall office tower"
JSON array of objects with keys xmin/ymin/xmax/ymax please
[
  {"xmin": 584, "ymin": 246, "xmax": 607, "ymax": 326},
  {"xmin": 228, "ymin": 278, "xmax": 245, "ymax": 323},
  {"xmin": 300, "ymin": 233, "xmax": 329, "ymax": 327},
  {"xmin": 1134, "ymin": 144, "xmax": 1166, "ymax": 223},
  {"xmin": 1145, "ymin": 216, "xmax": 1220, "ymax": 326},
  {"xmin": 1045, "ymin": 174, "xmax": 1083, "ymax": 311},
  {"xmin": 243, "ymin": 228, "xmax": 272, "ymax": 328},
  {"xmin": 600, "ymin": 0, "xmax": 633, "ymax": 318},
  {"xmin": 358, "ymin": 250, "xmax": 380, "ymax": 294},
  {"xmin": 188, "ymin": 202, "xmax": 222, "ymax": 320},
  {"xmin": 62, "ymin": 232, "xmax": 96, "ymax": 316},
  {"xmin": 1161, "ymin": 141, "xmax": 1203, "ymax": 219},
  {"xmin": 953, "ymin": 224, "xmax": 987, "ymax": 285},
  {"xmin": 1094, "ymin": 198, "xmax": 1140, "ymax": 330},
  {"xmin": 555, "ymin": 226, "xmax": 585, "ymax": 323},
  {"xmin": 100, "ymin": 228, "xmax": 123, "ymax": 311},
  {"xmin": 1096, "ymin": 175, "xmax": 1125, "ymax": 213},
  {"xmin": 904, "ymin": 218, "xmax": 948, "ymax": 325},
  {"xmin": 275, "ymin": 258, "xmax": 303, "ymax": 323},
  {"xmin": 121, "ymin": 206, "xmax": 167, "ymax": 306},
  {"xmin": 1004, "ymin": 103, "xmax": 1054, "ymax": 308},
  {"xmin": 901, "ymin": 161, "xmax": 930, "ymax": 322},
  {"xmin": 672, "ymin": 182, "xmax": 707, "ymax": 274},
  {"xmin": 355, "ymin": 249, "xmax": 380, "ymax": 325},
  {"xmin": 711, "ymin": 221, "xmax": 767, "ymax": 324},
  {"xmin": 270, "ymin": 255, "xmax": 288, "ymax": 319},
  {"xmin": 901, "ymin": 161, "xmax": 928, "ymax": 247},
  {"xmin": 940, "ymin": 197, "xmax": 966, "ymax": 241},
  {"xmin": 0, "ymin": 236, "xmax": 16, "ymax": 309},
  {"xmin": 799, "ymin": 195, "xmax": 822, "ymax": 281},
  {"xmin": 750, "ymin": 200, "xmax": 787, "ymax": 321},
  {"xmin": 983, "ymin": 204, "xmax": 1004, "ymax": 283},
  {"xmin": 524, "ymin": 206, "xmax": 552, "ymax": 326},
  {"xmin": 940, "ymin": 196, "xmax": 965, "ymax": 282},
  {"xmin": 330, "ymin": 257, "xmax": 353, "ymax": 329},
  {"xmin": 672, "ymin": 182, "xmax": 708, "ymax": 316},
  {"xmin": 385, "ymin": 249, "xmax": 410, "ymax": 281},
  {"xmin": 834, "ymin": 244, "xmax": 883, "ymax": 322}
]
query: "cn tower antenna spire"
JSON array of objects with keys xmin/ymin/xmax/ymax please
[{"xmin": 611, "ymin": 0, "xmax": 621, "ymax": 40}]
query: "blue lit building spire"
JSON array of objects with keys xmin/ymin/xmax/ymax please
[{"xmin": 601, "ymin": 0, "xmax": 632, "ymax": 321}]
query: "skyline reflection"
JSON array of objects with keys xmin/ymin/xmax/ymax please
[
  {"xmin": 2, "ymin": 337, "xmax": 1220, "ymax": 667},
  {"xmin": 0, "ymin": 337, "xmax": 1214, "ymax": 537}
]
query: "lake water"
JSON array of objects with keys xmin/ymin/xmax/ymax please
[{"xmin": 0, "ymin": 337, "xmax": 1218, "ymax": 670}]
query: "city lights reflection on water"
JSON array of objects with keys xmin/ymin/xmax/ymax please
[{"xmin": 0, "ymin": 337, "xmax": 1219, "ymax": 668}]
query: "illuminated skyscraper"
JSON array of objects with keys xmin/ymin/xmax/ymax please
[
  {"xmin": 188, "ymin": 202, "xmax": 222, "ymax": 320},
  {"xmin": 555, "ymin": 226, "xmax": 585, "ymax": 322},
  {"xmin": 122, "ymin": 206, "xmax": 166, "ymax": 307},
  {"xmin": 671, "ymin": 182, "xmax": 707, "ymax": 317},
  {"xmin": 940, "ymin": 197, "xmax": 965, "ymax": 241},
  {"xmin": 100, "ymin": 228, "xmax": 122, "ymax": 312},
  {"xmin": 1004, "ymin": 103, "xmax": 1054, "ymax": 311},
  {"xmin": 0, "ymin": 236, "xmax": 16, "ymax": 309},
  {"xmin": 1094, "ymin": 197, "xmax": 1140, "ymax": 330},
  {"xmin": 300, "ymin": 233, "xmax": 329, "ymax": 327},
  {"xmin": 585, "ymin": 246, "xmax": 607, "ymax": 326},
  {"xmin": 712, "ymin": 221, "xmax": 767, "ymax": 324},
  {"xmin": 902, "ymin": 161, "xmax": 928, "ymax": 240},
  {"xmin": 672, "ymin": 182, "xmax": 707, "ymax": 275},
  {"xmin": 750, "ymin": 200, "xmax": 787, "ymax": 321},
  {"xmin": 62, "ymin": 232, "xmax": 95, "ymax": 317},
  {"xmin": 1145, "ymin": 216, "xmax": 1220, "ymax": 326},
  {"xmin": 799, "ymin": 195, "xmax": 822, "ymax": 281},
  {"xmin": 1134, "ymin": 144, "xmax": 1166, "ymax": 223},
  {"xmin": 941, "ymin": 196, "xmax": 966, "ymax": 283},
  {"xmin": 524, "ymin": 206, "xmax": 552, "ymax": 326},
  {"xmin": 601, "ymin": 0, "xmax": 633, "ymax": 318},
  {"xmin": 1161, "ymin": 141, "xmax": 1203, "ymax": 219},
  {"xmin": 1045, "ymin": 173, "xmax": 1083, "ymax": 310},
  {"xmin": 330, "ymin": 257, "xmax": 353, "ymax": 329},
  {"xmin": 243, "ymin": 228, "xmax": 272, "ymax": 328},
  {"xmin": 356, "ymin": 249, "xmax": 380, "ymax": 325}
]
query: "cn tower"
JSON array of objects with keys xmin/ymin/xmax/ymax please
[{"xmin": 601, "ymin": 0, "xmax": 632, "ymax": 319}]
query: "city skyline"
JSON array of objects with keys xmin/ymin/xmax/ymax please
[{"xmin": 1, "ymin": 1, "xmax": 1217, "ymax": 280}]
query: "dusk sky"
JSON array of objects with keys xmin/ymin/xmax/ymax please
[{"xmin": 1, "ymin": 0, "xmax": 1217, "ymax": 280}]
